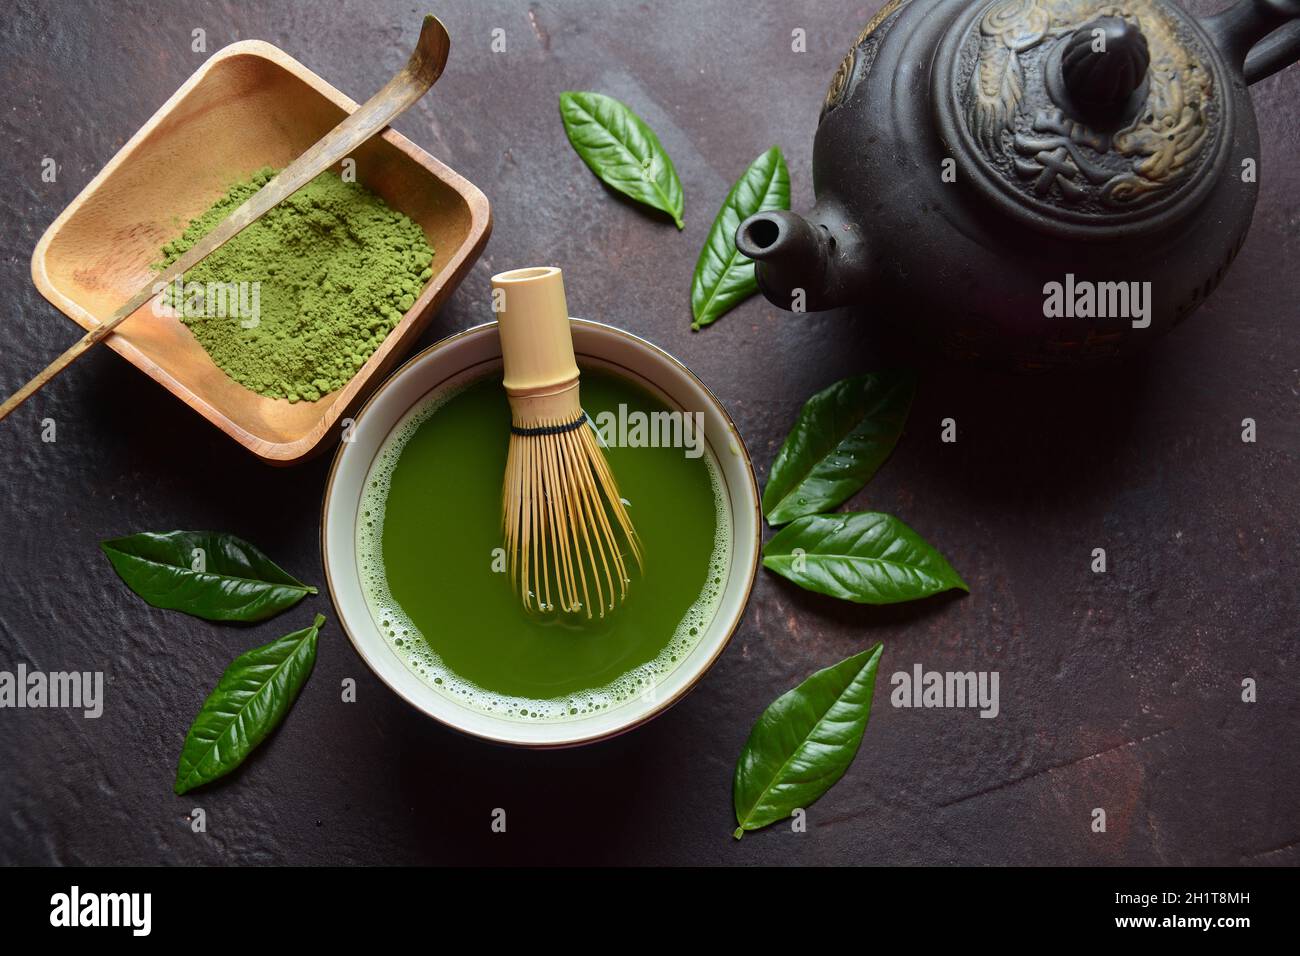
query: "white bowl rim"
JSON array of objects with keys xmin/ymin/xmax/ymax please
[{"xmin": 319, "ymin": 319, "xmax": 761, "ymax": 748}]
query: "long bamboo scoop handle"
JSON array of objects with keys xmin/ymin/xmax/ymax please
[{"xmin": 0, "ymin": 14, "xmax": 451, "ymax": 423}]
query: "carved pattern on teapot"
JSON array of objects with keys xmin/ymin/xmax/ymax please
[
  {"xmin": 822, "ymin": 0, "xmax": 909, "ymax": 118},
  {"xmin": 960, "ymin": 0, "xmax": 1216, "ymax": 213}
]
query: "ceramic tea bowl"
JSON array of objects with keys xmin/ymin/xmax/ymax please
[{"xmin": 321, "ymin": 320, "xmax": 760, "ymax": 747}]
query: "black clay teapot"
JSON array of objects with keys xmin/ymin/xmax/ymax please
[{"xmin": 736, "ymin": 0, "xmax": 1300, "ymax": 367}]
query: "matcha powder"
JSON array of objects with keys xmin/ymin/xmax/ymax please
[{"xmin": 160, "ymin": 167, "xmax": 434, "ymax": 402}]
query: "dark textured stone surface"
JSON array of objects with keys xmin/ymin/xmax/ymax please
[{"xmin": 0, "ymin": 0, "xmax": 1296, "ymax": 866}]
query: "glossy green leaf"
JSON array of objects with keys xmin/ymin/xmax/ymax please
[
  {"xmin": 559, "ymin": 91, "xmax": 684, "ymax": 228},
  {"xmin": 691, "ymin": 146, "xmax": 789, "ymax": 330},
  {"xmin": 734, "ymin": 643, "xmax": 883, "ymax": 837},
  {"xmin": 174, "ymin": 614, "xmax": 324, "ymax": 794},
  {"xmin": 763, "ymin": 370, "xmax": 916, "ymax": 525},
  {"xmin": 763, "ymin": 512, "xmax": 968, "ymax": 604},
  {"xmin": 101, "ymin": 530, "xmax": 317, "ymax": 622}
]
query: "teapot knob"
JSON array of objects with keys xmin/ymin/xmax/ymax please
[{"xmin": 1060, "ymin": 16, "xmax": 1150, "ymax": 119}]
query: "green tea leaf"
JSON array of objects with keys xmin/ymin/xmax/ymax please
[
  {"xmin": 763, "ymin": 512, "xmax": 967, "ymax": 604},
  {"xmin": 101, "ymin": 530, "xmax": 317, "ymax": 622},
  {"xmin": 762, "ymin": 370, "xmax": 916, "ymax": 525},
  {"xmin": 174, "ymin": 614, "xmax": 324, "ymax": 794},
  {"xmin": 559, "ymin": 91, "xmax": 684, "ymax": 228},
  {"xmin": 734, "ymin": 643, "xmax": 883, "ymax": 838},
  {"xmin": 691, "ymin": 146, "xmax": 789, "ymax": 330}
]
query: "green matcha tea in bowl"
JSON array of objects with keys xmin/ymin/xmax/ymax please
[{"xmin": 322, "ymin": 269, "xmax": 760, "ymax": 746}]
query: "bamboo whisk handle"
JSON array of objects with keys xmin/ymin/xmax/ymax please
[{"xmin": 492, "ymin": 266, "xmax": 579, "ymax": 400}]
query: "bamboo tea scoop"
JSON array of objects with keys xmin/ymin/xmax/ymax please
[{"xmin": 0, "ymin": 14, "xmax": 451, "ymax": 422}]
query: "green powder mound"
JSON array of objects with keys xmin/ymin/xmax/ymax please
[{"xmin": 159, "ymin": 167, "xmax": 434, "ymax": 402}]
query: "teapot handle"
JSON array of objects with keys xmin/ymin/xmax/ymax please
[
  {"xmin": 1243, "ymin": 20, "xmax": 1300, "ymax": 82},
  {"xmin": 1201, "ymin": 0, "xmax": 1300, "ymax": 84}
]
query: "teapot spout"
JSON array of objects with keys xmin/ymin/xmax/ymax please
[{"xmin": 736, "ymin": 208, "xmax": 867, "ymax": 312}]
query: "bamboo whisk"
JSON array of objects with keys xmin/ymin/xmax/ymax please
[{"xmin": 494, "ymin": 267, "xmax": 642, "ymax": 618}]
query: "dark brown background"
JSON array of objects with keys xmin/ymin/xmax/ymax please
[{"xmin": 0, "ymin": 0, "xmax": 1296, "ymax": 866}]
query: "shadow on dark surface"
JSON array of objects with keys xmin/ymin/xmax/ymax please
[
  {"xmin": 827, "ymin": 302, "xmax": 1155, "ymax": 506},
  {"xmin": 387, "ymin": 700, "xmax": 686, "ymax": 865},
  {"xmin": 916, "ymin": 357, "xmax": 1150, "ymax": 487},
  {"xmin": 76, "ymin": 342, "xmax": 333, "ymax": 536},
  {"xmin": 592, "ymin": 176, "xmax": 685, "ymax": 231},
  {"xmin": 766, "ymin": 577, "xmax": 969, "ymax": 634}
]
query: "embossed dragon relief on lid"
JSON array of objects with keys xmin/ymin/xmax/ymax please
[{"xmin": 941, "ymin": 0, "xmax": 1226, "ymax": 231}]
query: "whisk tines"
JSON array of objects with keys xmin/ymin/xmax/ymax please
[{"xmin": 503, "ymin": 410, "xmax": 641, "ymax": 618}]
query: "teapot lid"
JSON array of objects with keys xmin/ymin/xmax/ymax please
[{"xmin": 933, "ymin": 0, "xmax": 1231, "ymax": 238}]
